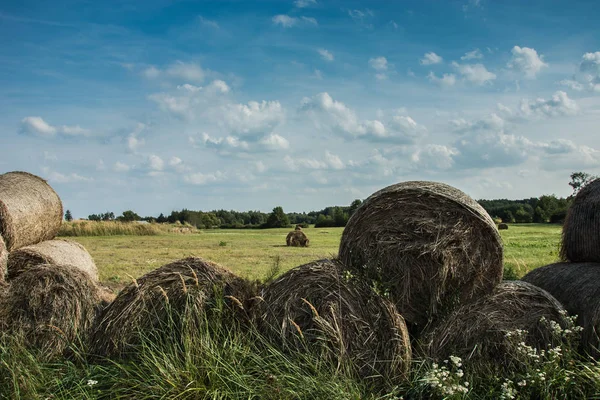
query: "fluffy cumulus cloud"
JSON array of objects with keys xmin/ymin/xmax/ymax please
[
  {"xmin": 518, "ymin": 91, "xmax": 579, "ymax": 118},
  {"xmin": 272, "ymin": 15, "xmax": 317, "ymax": 27},
  {"xmin": 147, "ymin": 155, "xmax": 165, "ymax": 172},
  {"xmin": 420, "ymin": 52, "xmax": 443, "ymax": 65},
  {"xmin": 300, "ymin": 92, "xmax": 425, "ymax": 143},
  {"xmin": 149, "ymin": 79, "xmax": 231, "ymax": 119},
  {"xmin": 461, "ymin": 49, "xmax": 483, "ymax": 60},
  {"xmin": 220, "ymin": 100, "xmax": 285, "ymax": 138},
  {"xmin": 427, "ymin": 72, "xmax": 457, "ymax": 87},
  {"xmin": 411, "ymin": 144, "xmax": 458, "ymax": 170},
  {"xmin": 184, "ymin": 170, "xmax": 224, "ymax": 185},
  {"xmin": 284, "ymin": 151, "xmax": 345, "ymax": 171},
  {"xmin": 294, "ymin": 0, "xmax": 317, "ymax": 7},
  {"xmin": 369, "ymin": 56, "xmax": 388, "ymax": 71},
  {"xmin": 200, "ymin": 131, "xmax": 288, "ymax": 155},
  {"xmin": 318, "ymin": 48, "xmax": 334, "ymax": 62},
  {"xmin": 113, "ymin": 161, "xmax": 131, "ymax": 172},
  {"xmin": 451, "ymin": 62, "xmax": 496, "ymax": 85},
  {"xmin": 143, "ymin": 61, "xmax": 205, "ymax": 83},
  {"xmin": 560, "ymin": 51, "xmax": 600, "ymax": 92},
  {"xmin": 507, "ymin": 46, "xmax": 548, "ymax": 79},
  {"xmin": 126, "ymin": 123, "xmax": 146, "ymax": 153},
  {"xmin": 20, "ymin": 116, "xmax": 90, "ymax": 138}
]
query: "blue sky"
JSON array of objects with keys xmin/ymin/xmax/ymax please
[{"xmin": 1, "ymin": 0, "xmax": 599, "ymax": 218}]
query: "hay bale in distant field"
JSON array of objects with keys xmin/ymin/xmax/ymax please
[
  {"xmin": 89, "ymin": 257, "xmax": 254, "ymax": 358},
  {"xmin": 561, "ymin": 179, "xmax": 600, "ymax": 262},
  {"xmin": 7, "ymin": 239, "xmax": 98, "ymax": 281},
  {"xmin": 498, "ymin": 223, "xmax": 509, "ymax": 230},
  {"xmin": 0, "ymin": 263, "xmax": 105, "ymax": 358},
  {"xmin": 424, "ymin": 281, "xmax": 570, "ymax": 369},
  {"xmin": 522, "ymin": 262, "xmax": 600, "ymax": 356},
  {"xmin": 255, "ymin": 259, "xmax": 411, "ymax": 384},
  {"xmin": 339, "ymin": 181, "xmax": 503, "ymax": 334},
  {"xmin": 286, "ymin": 230, "xmax": 310, "ymax": 247},
  {"xmin": 0, "ymin": 235, "xmax": 7, "ymax": 282},
  {"xmin": 295, "ymin": 225, "xmax": 303, "ymax": 231},
  {"xmin": 0, "ymin": 171, "xmax": 63, "ymax": 251}
]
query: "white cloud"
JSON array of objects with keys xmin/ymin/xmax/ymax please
[
  {"xmin": 313, "ymin": 69, "xmax": 323, "ymax": 79},
  {"xmin": 507, "ymin": 46, "xmax": 548, "ymax": 79},
  {"xmin": 427, "ymin": 72, "xmax": 457, "ymax": 87},
  {"xmin": 203, "ymin": 133, "xmax": 250, "ymax": 152},
  {"xmin": 411, "ymin": 144, "xmax": 458, "ymax": 170},
  {"xmin": 177, "ymin": 83, "xmax": 202, "ymax": 92},
  {"xmin": 259, "ymin": 134, "xmax": 290, "ymax": 150},
  {"xmin": 221, "ymin": 100, "xmax": 285, "ymax": 137},
  {"xmin": 284, "ymin": 151, "xmax": 345, "ymax": 171},
  {"xmin": 42, "ymin": 168, "xmax": 93, "ymax": 184},
  {"xmin": 169, "ymin": 156, "xmax": 182, "ymax": 167},
  {"xmin": 184, "ymin": 171, "xmax": 223, "ymax": 185},
  {"xmin": 318, "ymin": 48, "xmax": 334, "ymax": 62},
  {"xmin": 166, "ymin": 61, "xmax": 205, "ymax": 83},
  {"xmin": 20, "ymin": 116, "xmax": 90, "ymax": 137},
  {"xmin": 198, "ymin": 16, "xmax": 219, "ymax": 29},
  {"xmin": 96, "ymin": 159, "xmax": 106, "ymax": 171},
  {"xmin": 369, "ymin": 56, "xmax": 388, "ymax": 71},
  {"xmin": 301, "ymin": 16, "xmax": 318, "ymax": 25},
  {"xmin": 126, "ymin": 123, "xmax": 145, "ymax": 153},
  {"xmin": 208, "ymin": 79, "xmax": 230, "ymax": 93},
  {"xmin": 518, "ymin": 91, "xmax": 579, "ymax": 118},
  {"xmin": 148, "ymin": 155, "xmax": 165, "ymax": 171},
  {"xmin": 559, "ymin": 79, "xmax": 585, "ymax": 91},
  {"xmin": 462, "ymin": 0, "xmax": 482, "ymax": 12},
  {"xmin": 560, "ymin": 52, "xmax": 600, "ymax": 92},
  {"xmin": 295, "ymin": 0, "xmax": 317, "ymax": 7},
  {"xmin": 255, "ymin": 161, "xmax": 267, "ymax": 173},
  {"xmin": 113, "ymin": 161, "xmax": 131, "ymax": 172},
  {"xmin": 461, "ymin": 49, "xmax": 483, "ymax": 60},
  {"xmin": 272, "ymin": 15, "xmax": 317, "ymax": 27},
  {"xmin": 542, "ymin": 139, "xmax": 578, "ymax": 155},
  {"xmin": 420, "ymin": 52, "xmax": 443, "ymax": 65},
  {"xmin": 324, "ymin": 151, "xmax": 344, "ymax": 169},
  {"xmin": 452, "ymin": 113, "xmax": 505, "ymax": 134},
  {"xmin": 451, "ymin": 62, "xmax": 496, "ymax": 85},
  {"xmin": 142, "ymin": 66, "xmax": 160, "ymax": 79},
  {"xmin": 375, "ymin": 73, "xmax": 388, "ymax": 81}
]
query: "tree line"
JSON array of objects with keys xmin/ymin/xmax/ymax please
[{"xmin": 66, "ymin": 172, "xmax": 597, "ymax": 228}]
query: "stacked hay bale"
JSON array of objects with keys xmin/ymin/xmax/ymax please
[
  {"xmin": 339, "ymin": 181, "xmax": 504, "ymax": 335},
  {"xmin": 286, "ymin": 230, "xmax": 310, "ymax": 247},
  {"xmin": 424, "ymin": 281, "xmax": 570, "ymax": 369},
  {"xmin": 255, "ymin": 259, "xmax": 411, "ymax": 386},
  {"xmin": 89, "ymin": 257, "xmax": 255, "ymax": 359}
]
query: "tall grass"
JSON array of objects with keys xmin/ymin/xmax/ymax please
[{"xmin": 58, "ymin": 221, "xmax": 197, "ymax": 237}]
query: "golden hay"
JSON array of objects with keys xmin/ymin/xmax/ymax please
[
  {"xmin": 7, "ymin": 239, "xmax": 98, "ymax": 281},
  {"xmin": 0, "ymin": 235, "xmax": 7, "ymax": 282},
  {"xmin": 522, "ymin": 262, "xmax": 600, "ymax": 357},
  {"xmin": 0, "ymin": 263, "xmax": 106, "ymax": 359},
  {"xmin": 561, "ymin": 178, "xmax": 600, "ymax": 262},
  {"xmin": 286, "ymin": 230, "xmax": 310, "ymax": 247},
  {"xmin": 0, "ymin": 171, "xmax": 63, "ymax": 251},
  {"xmin": 339, "ymin": 181, "xmax": 503, "ymax": 335},
  {"xmin": 424, "ymin": 281, "xmax": 570, "ymax": 369},
  {"xmin": 89, "ymin": 257, "xmax": 254, "ymax": 359},
  {"xmin": 254, "ymin": 259, "xmax": 411, "ymax": 386}
]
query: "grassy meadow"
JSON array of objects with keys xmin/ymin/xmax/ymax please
[{"xmin": 63, "ymin": 223, "xmax": 562, "ymax": 291}]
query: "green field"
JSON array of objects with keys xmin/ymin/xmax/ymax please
[{"xmin": 66, "ymin": 223, "xmax": 562, "ymax": 291}]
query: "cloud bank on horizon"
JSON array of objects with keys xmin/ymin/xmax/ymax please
[{"xmin": 1, "ymin": 0, "xmax": 599, "ymax": 217}]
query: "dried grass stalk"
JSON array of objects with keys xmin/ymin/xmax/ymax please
[
  {"xmin": 424, "ymin": 281, "xmax": 570, "ymax": 368},
  {"xmin": 286, "ymin": 230, "xmax": 310, "ymax": 247},
  {"xmin": 339, "ymin": 181, "xmax": 503, "ymax": 334},
  {"xmin": 522, "ymin": 262, "xmax": 600, "ymax": 356},
  {"xmin": 561, "ymin": 179, "xmax": 600, "ymax": 262},
  {"xmin": 7, "ymin": 239, "xmax": 98, "ymax": 281},
  {"xmin": 89, "ymin": 257, "xmax": 254, "ymax": 359},
  {"xmin": 0, "ymin": 171, "xmax": 63, "ymax": 251},
  {"xmin": 0, "ymin": 235, "xmax": 7, "ymax": 282},
  {"xmin": 255, "ymin": 259, "xmax": 411, "ymax": 385},
  {"xmin": 0, "ymin": 263, "xmax": 106, "ymax": 359}
]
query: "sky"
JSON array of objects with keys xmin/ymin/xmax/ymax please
[{"xmin": 1, "ymin": 0, "xmax": 600, "ymax": 218}]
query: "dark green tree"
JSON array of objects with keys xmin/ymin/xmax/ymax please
[
  {"xmin": 156, "ymin": 213, "xmax": 168, "ymax": 223},
  {"xmin": 118, "ymin": 210, "xmax": 141, "ymax": 222},
  {"xmin": 265, "ymin": 206, "xmax": 290, "ymax": 228},
  {"xmin": 569, "ymin": 172, "xmax": 598, "ymax": 196},
  {"xmin": 349, "ymin": 199, "xmax": 362, "ymax": 216},
  {"xmin": 64, "ymin": 209, "xmax": 73, "ymax": 222}
]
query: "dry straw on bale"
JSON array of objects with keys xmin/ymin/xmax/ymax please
[
  {"xmin": 424, "ymin": 281, "xmax": 570, "ymax": 369},
  {"xmin": 255, "ymin": 259, "xmax": 411, "ymax": 385},
  {"xmin": 522, "ymin": 262, "xmax": 600, "ymax": 356},
  {"xmin": 561, "ymin": 178, "xmax": 600, "ymax": 262},
  {"xmin": 7, "ymin": 239, "xmax": 98, "ymax": 281},
  {"xmin": 286, "ymin": 230, "xmax": 310, "ymax": 247},
  {"xmin": 0, "ymin": 263, "xmax": 106, "ymax": 359},
  {"xmin": 0, "ymin": 235, "xmax": 7, "ymax": 282},
  {"xmin": 89, "ymin": 257, "xmax": 254, "ymax": 359},
  {"xmin": 0, "ymin": 171, "xmax": 63, "ymax": 251},
  {"xmin": 339, "ymin": 181, "xmax": 503, "ymax": 334}
]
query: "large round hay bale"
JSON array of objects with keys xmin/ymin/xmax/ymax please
[
  {"xmin": 561, "ymin": 179, "xmax": 600, "ymax": 262},
  {"xmin": 0, "ymin": 171, "xmax": 63, "ymax": 251},
  {"xmin": 89, "ymin": 257, "xmax": 253, "ymax": 359},
  {"xmin": 255, "ymin": 259, "xmax": 411, "ymax": 386},
  {"xmin": 522, "ymin": 262, "xmax": 600, "ymax": 356},
  {"xmin": 339, "ymin": 181, "xmax": 503, "ymax": 334},
  {"xmin": 7, "ymin": 239, "xmax": 98, "ymax": 281},
  {"xmin": 498, "ymin": 223, "xmax": 509, "ymax": 230},
  {"xmin": 0, "ymin": 235, "xmax": 7, "ymax": 282},
  {"xmin": 286, "ymin": 230, "xmax": 310, "ymax": 247},
  {"xmin": 424, "ymin": 281, "xmax": 570, "ymax": 369},
  {"xmin": 0, "ymin": 263, "xmax": 105, "ymax": 358}
]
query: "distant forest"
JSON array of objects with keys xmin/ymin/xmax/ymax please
[{"xmin": 79, "ymin": 172, "xmax": 597, "ymax": 229}]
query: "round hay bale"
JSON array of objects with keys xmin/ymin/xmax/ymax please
[
  {"xmin": 255, "ymin": 259, "xmax": 411, "ymax": 385},
  {"xmin": 7, "ymin": 239, "xmax": 98, "ymax": 281},
  {"xmin": 561, "ymin": 179, "xmax": 600, "ymax": 262},
  {"xmin": 498, "ymin": 223, "xmax": 509, "ymax": 230},
  {"xmin": 522, "ymin": 262, "xmax": 600, "ymax": 356},
  {"xmin": 89, "ymin": 257, "xmax": 253, "ymax": 359},
  {"xmin": 339, "ymin": 181, "xmax": 503, "ymax": 334},
  {"xmin": 286, "ymin": 230, "xmax": 310, "ymax": 247},
  {"xmin": 0, "ymin": 171, "xmax": 63, "ymax": 251},
  {"xmin": 424, "ymin": 281, "xmax": 570, "ymax": 369},
  {"xmin": 0, "ymin": 235, "xmax": 7, "ymax": 282},
  {"xmin": 295, "ymin": 224, "xmax": 303, "ymax": 231},
  {"xmin": 0, "ymin": 263, "xmax": 105, "ymax": 358}
]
